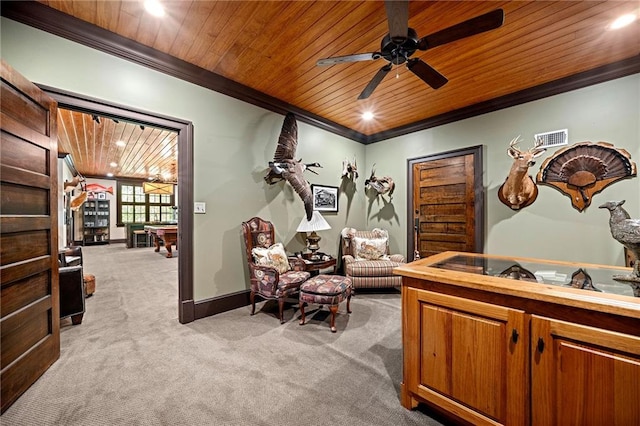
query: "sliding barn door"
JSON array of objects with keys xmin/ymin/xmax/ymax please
[
  {"xmin": 408, "ymin": 146, "xmax": 484, "ymax": 259},
  {"xmin": 1, "ymin": 59, "xmax": 60, "ymax": 413}
]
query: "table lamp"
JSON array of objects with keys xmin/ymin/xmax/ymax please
[{"xmin": 296, "ymin": 211, "xmax": 331, "ymax": 259}]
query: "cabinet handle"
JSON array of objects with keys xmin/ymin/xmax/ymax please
[
  {"xmin": 511, "ymin": 328, "xmax": 519, "ymax": 343},
  {"xmin": 537, "ymin": 337, "xmax": 545, "ymax": 353}
]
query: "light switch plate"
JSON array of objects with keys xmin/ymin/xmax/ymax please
[{"xmin": 194, "ymin": 202, "xmax": 206, "ymax": 214}]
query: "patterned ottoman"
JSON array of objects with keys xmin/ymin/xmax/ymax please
[{"xmin": 299, "ymin": 274, "xmax": 352, "ymax": 332}]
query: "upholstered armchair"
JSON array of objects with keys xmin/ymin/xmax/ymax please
[
  {"xmin": 59, "ymin": 265, "xmax": 86, "ymax": 325},
  {"xmin": 340, "ymin": 227, "xmax": 406, "ymax": 289},
  {"xmin": 241, "ymin": 217, "xmax": 311, "ymax": 323},
  {"xmin": 59, "ymin": 246, "xmax": 83, "ymax": 267}
]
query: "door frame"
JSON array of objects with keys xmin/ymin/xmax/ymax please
[
  {"xmin": 40, "ymin": 85, "xmax": 196, "ymax": 324},
  {"xmin": 406, "ymin": 145, "xmax": 485, "ymax": 259}
]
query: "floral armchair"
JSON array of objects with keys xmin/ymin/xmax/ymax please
[
  {"xmin": 241, "ymin": 217, "xmax": 310, "ymax": 323},
  {"xmin": 340, "ymin": 227, "xmax": 405, "ymax": 289}
]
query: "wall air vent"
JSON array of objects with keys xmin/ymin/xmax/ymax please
[{"xmin": 534, "ymin": 129, "xmax": 568, "ymax": 148}]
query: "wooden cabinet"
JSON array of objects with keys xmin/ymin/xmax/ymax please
[
  {"xmin": 531, "ymin": 316, "xmax": 640, "ymax": 425},
  {"xmin": 395, "ymin": 252, "xmax": 640, "ymax": 426},
  {"xmin": 403, "ymin": 288, "xmax": 528, "ymax": 425},
  {"xmin": 82, "ymin": 199, "xmax": 109, "ymax": 245}
]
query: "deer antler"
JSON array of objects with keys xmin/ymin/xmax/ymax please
[
  {"xmin": 507, "ymin": 136, "xmax": 522, "ymax": 159},
  {"xmin": 530, "ymin": 137, "xmax": 546, "ymax": 158}
]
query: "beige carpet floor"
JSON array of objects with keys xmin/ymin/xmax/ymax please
[{"xmin": 1, "ymin": 243, "xmax": 447, "ymax": 425}]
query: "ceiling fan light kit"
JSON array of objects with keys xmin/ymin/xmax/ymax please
[{"xmin": 317, "ymin": 1, "xmax": 504, "ymax": 99}]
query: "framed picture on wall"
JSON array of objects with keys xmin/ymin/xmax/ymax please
[
  {"xmin": 311, "ymin": 185, "xmax": 338, "ymax": 212},
  {"xmin": 97, "ymin": 192, "xmax": 107, "ymax": 200}
]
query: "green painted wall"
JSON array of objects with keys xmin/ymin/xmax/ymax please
[
  {"xmin": 3, "ymin": 17, "xmax": 638, "ymax": 304},
  {"xmin": 1, "ymin": 18, "xmax": 366, "ymax": 301},
  {"xmin": 367, "ymin": 74, "xmax": 639, "ymax": 267}
]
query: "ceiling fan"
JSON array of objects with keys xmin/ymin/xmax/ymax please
[{"xmin": 316, "ymin": 1, "xmax": 505, "ymax": 100}]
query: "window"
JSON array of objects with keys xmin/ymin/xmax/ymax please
[
  {"xmin": 117, "ymin": 182, "xmax": 175, "ymax": 225},
  {"xmin": 149, "ymin": 194, "xmax": 174, "ymax": 222}
]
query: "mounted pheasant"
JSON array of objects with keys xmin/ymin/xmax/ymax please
[
  {"xmin": 264, "ymin": 113, "xmax": 321, "ymax": 220},
  {"xmin": 365, "ymin": 164, "xmax": 395, "ymax": 197},
  {"xmin": 498, "ymin": 136, "xmax": 546, "ymax": 210},
  {"xmin": 599, "ymin": 200, "xmax": 640, "ymax": 286}
]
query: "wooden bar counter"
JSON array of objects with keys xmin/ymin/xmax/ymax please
[{"xmin": 394, "ymin": 251, "xmax": 640, "ymax": 426}]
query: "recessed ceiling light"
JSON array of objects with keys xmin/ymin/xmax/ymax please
[
  {"xmin": 110, "ymin": 162, "xmax": 118, "ymax": 167},
  {"xmin": 106, "ymin": 173, "xmax": 114, "ymax": 177},
  {"xmin": 116, "ymin": 140, "xmax": 126, "ymax": 147},
  {"xmin": 144, "ymin": 0, "xmax": 165, "ymax": 17},
  {"xmin": 362, "ymin": 111, "xmax": 374, "ymax": 121},
  {"xmin": 609, "ymin": 13, "xmax": 636, "ymax": 30}
]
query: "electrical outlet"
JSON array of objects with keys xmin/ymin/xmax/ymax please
[{"xmin": 194, "ymin": 202, "xmax": 206, "ymax": 214}]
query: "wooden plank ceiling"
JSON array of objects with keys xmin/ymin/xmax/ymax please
[
  {"xmin": 57, "ymin": 108, "xmax": 178, "ymax": 181},
  {"xmin": 34, "ymin": 1, "xmax": 640, "ymax": 179}
]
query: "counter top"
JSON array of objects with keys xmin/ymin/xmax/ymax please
[{"xmin": 394, "ymin": 251, "xmax": 639, "ymax": 319}]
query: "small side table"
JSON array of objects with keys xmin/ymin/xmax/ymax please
[{"xmin": 297, "ymin": 253, "xmax": 337, "ymax": 276}]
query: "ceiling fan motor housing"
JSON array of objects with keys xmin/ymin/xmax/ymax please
[{"xmin": 380, "ymin": 28, "xmax": 418, "ymax": 65}]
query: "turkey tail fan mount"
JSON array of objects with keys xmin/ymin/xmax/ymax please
[
  {"xmin": 316, "ymin": 1, "xmax": 504, "ymax": 99},
  {"xmin": 536, "ymin": 142, "xmax": 637, "ymax": 212},
  {"xmin": 264, "ymin": 113, "xmax": 321, "ymax": 221}
]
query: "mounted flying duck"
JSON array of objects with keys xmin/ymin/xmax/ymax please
[
  {"xmin": 365, "ymin": 164, "xmax": 395, "ymax": 197},
  {"xmin": 264, "ymin": 113, "xmax": 321, "ymax": 220}
]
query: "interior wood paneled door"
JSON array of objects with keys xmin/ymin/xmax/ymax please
[
  {"xmin": 407, "ymin": 146, "xmax": 483, "ymax": 259},
  {"xmin": 1, "ymin": 59, "xmax": 60, "ymax": 413}
]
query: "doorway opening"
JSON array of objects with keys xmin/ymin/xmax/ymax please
[{"xmin": 41, "ymin": 84, "xmax": 195, "ymax": 323}]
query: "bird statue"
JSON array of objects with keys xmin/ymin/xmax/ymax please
[
  {"xmin": 599, "ymin": 200, "xmax": 640, "ymax": 287},
  {"xmin": 264, "ymin": 113, "xmax": 321, "ymax": 220}
]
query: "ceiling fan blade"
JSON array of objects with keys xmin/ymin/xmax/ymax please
[
  {"xmin": 385, "ymin": 0, "xmax": 409, "ymax": 44},
  {"xmin": 358, "ymin": 64, "xmax": 393, "ymax": 100},
  {"xmin": 317, "ymin": 52, "xmax": 381, "ymax": 66},
  {"xmin": 407, "ymin": 58, "xmax": 448, "ymax": 89},
  {"xmin": 417, "ymin": 9, "xmax": 504, "ymax": 50}
]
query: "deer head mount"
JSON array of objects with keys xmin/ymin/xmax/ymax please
[
  {"xmin": 341, "ymin": 156, "xmax": 358, "ymax": 180},
  {"xmin": 63, "ymin": 175, "xmax": 85, "ymax": 193},
  {"xmin": 498, "ymin": 136, "xmax": 546, "ymax": 210},
  {"xmin": 365, "ymin": 163, "xmax": 395, "ymax": 197}
]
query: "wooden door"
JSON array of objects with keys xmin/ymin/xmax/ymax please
[
  {"xmin": 408, "ymin": 146, "xmax": 483, "ymax": 260},
  {"xmin": 1, "ymin": 60, "xmax": 60, "ymax": 413},
  {"xmin": 531, "ymin": 316, "xmax": 640, "ymax": 426},
  {"xmin": 403, "ymin": 288, "xmax": 528, "ymax": 425}
]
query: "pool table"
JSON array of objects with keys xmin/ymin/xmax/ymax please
[{"xmin": 144, "ymin": 225, "xmax": 178, "ymax": 258}]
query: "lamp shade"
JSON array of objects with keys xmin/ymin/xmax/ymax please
[
  {"xmin": 143, "ymin": 181, "xmax": 174, "ymax": 195},
  {"xmin": 296, "ymin": 211, "xmax": 331, "ymax": 233}
]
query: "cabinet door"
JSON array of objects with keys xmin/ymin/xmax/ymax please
[
  {"xmin": 532, "ymin": 316, "xmax": 640, "ymax": 425},
  {"xmin": 403, "ymin": 288, "xmax": 528, "ymax": 425}
]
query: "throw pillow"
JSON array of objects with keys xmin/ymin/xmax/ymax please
[
  {"xmin": 353, "ymin": 236, "xmax": 388, "ymax": 261},
  {"xmin": 252, "ymin": 242, "xmax": 290, "ymax": 274}
]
